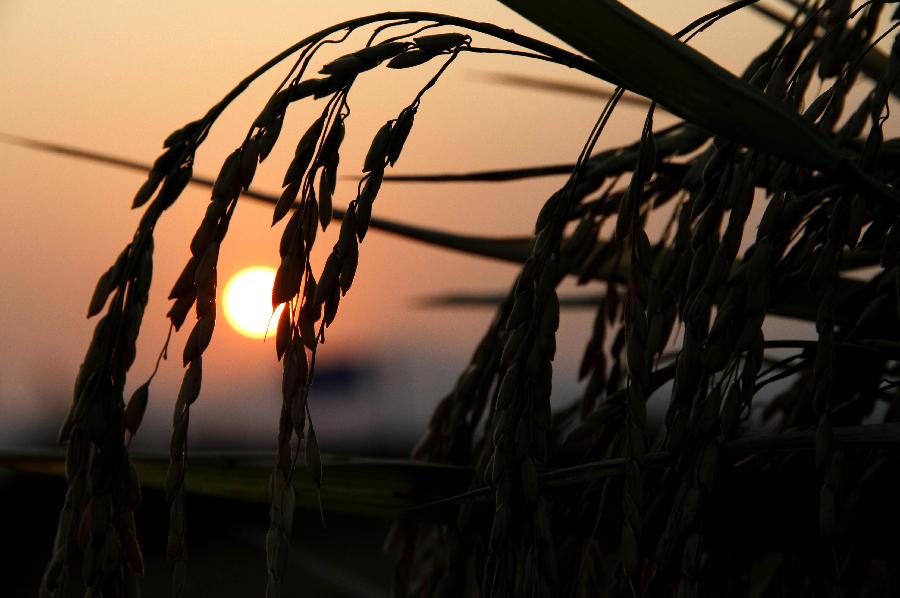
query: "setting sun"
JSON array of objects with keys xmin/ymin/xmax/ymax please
[{"xmin": 222, "ymin": 267, "xmax": 284, "ymax": 339}]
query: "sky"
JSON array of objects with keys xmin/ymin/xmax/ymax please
[{"xmin": 0, "ymin": 2, "xmax": 810, "ymax": 452}]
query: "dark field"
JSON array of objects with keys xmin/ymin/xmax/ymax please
[{"xmin": 4, "ymin": 474, "xmax": 393, "ymax": 597}]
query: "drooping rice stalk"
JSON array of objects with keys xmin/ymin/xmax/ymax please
[{"xmin": 38, "ymin": 2, "xmax": 900, "ymax": 597}]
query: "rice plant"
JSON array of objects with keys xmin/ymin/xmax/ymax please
[{"xmin": 34, "ymin": 1, "xmax": 900, "ymax": 596}]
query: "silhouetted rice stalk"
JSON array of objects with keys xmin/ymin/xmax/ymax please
[{"xmin": 32, "ymin": 1, "xmax": 900, "ymax": 597}]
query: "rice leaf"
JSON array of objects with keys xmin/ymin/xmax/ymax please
[
  {"xmin": 499, "ymin": 0, "xmax": 898, "ymax": 207},
  {"xmin": 471, "ymin": 71, "xmax": 652, "ymax": 106}
]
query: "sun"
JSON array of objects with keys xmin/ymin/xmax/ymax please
[{"xmin": 222, "ymin": 266, "xmax": 284, "ymax": 339}]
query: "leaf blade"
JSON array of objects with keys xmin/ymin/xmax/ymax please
[{"xmin": 498, "ymin": 1, "xmax": 842, "ymax": 171}]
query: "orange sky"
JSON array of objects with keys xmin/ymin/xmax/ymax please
[{"xmin": 0, "ymin": 2, "xmax": 826, "ymax": 449}]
